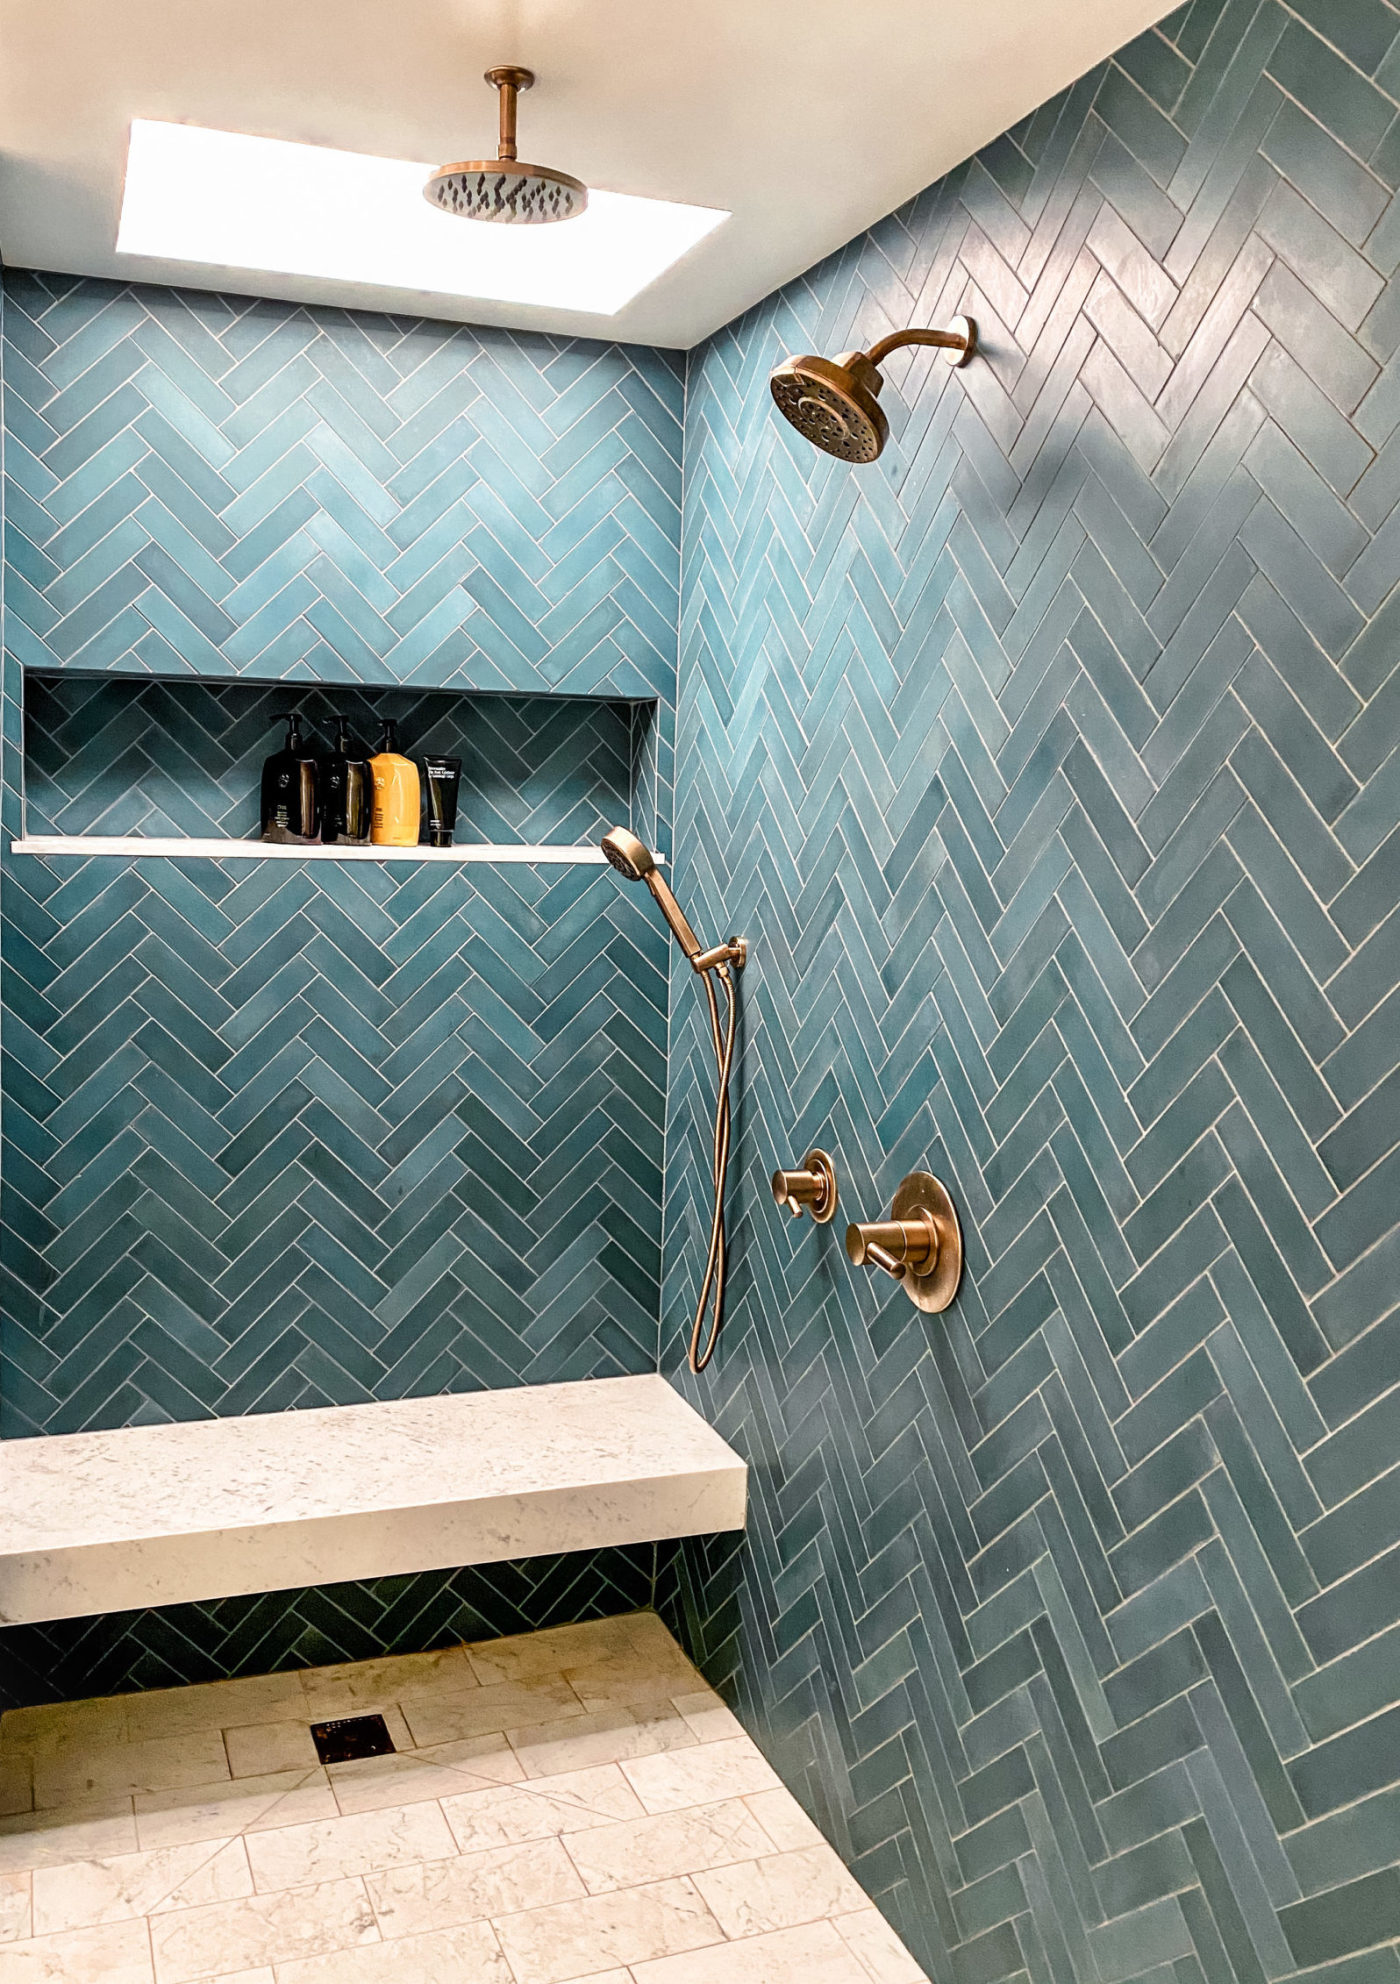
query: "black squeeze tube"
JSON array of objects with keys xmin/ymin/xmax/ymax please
[{"xmin": 423, "ymin": 756, "xmax": 462, "ymax": 848}]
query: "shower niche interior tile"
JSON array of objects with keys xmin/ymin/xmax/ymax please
[{"xmin": 22, "ymin": 670, "xmax": 661, "ymax": 850}]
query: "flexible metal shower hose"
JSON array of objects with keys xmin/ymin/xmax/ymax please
[{"xmin": 688, "ymin": 960, "xmax": 738, "ymax": 1373}]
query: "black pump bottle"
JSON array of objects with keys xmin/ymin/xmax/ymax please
[
  {"xmin": 322, "ymin": 723, "xmax": 372, "ymax": 845},
  {"xmin": 260, "ymin": 714, "xmax": 320, "ymax": 843}
]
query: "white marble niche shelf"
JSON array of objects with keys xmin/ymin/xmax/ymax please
[
  {"xmin": 0, "ymin": 1375, "xmax": 746, "ymax": 1625},
  {"xmin": 8, "ymin": 836, "xmax": 644, "ymax": 865}
]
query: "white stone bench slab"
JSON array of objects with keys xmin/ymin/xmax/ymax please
[{"xmin": 0, "ymin": 1375, "xmax": 746, "ymax": 1625}]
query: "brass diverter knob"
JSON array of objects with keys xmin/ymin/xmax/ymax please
[
  {"xmin": 846, "ymin": 1170, "xmax": 962, "ymax": 1312},
  {"xmin": 771, "ymin": 1149, "xmax": 838, "ymax": 1225}
]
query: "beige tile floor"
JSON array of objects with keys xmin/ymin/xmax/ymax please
[{"xmin": 0, "ymin": 1611, "xmax": 929, "ymax": 1983}]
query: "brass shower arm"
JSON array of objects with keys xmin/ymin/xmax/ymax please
[
  {"xmin": 864, "ymin": 327, "xmax": 970, "ymax": 365},
  {"xmin": 487, "ymin": 65, "xmax": 533, "ymax": 161}
]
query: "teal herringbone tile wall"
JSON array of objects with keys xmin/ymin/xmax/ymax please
[
  {"xmin": 0, "ymin": 274, "xmax": 680, "ymax": 1695},
  {"xmin": 24, "ymin": 675, "xmax": 645, "ymax": 847},
  {"xmin": 0, "ymin": 273, "xmax": 680, "ymax": 1441},
  {"xmin": 663, "ymin": 2, "xmax": 1400, "ymax": 1980}
]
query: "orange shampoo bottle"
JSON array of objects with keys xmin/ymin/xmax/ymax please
[{"xmin": 368, "ymin": 719, "xmax": 421, "ymax": 846}]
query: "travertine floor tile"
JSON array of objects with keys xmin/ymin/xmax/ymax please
[
  {"xmin": 466, "ymin": 1613, "xmax": 660, "ymax": 1688},
  {"xmin": 31, "ymin": 1836, "xmax": 250, "ymax": 1934},
  {"xmin": 0, "ymin": 1617, "xmax": 926, "ymax": 1984},
  {"xmin": 743, "ymin": 1790, "xmax": 824, "ymax": 1853},
  {"xmin": 490, "ymin": 1874, "xmax": 725, "ymax": 1984},
  {"xmin": 222, "ymin": 1721, "xmax": 318, "ymax": 1780},
  {"xmin": 562, "ymin": 1796, "xmax": 776, "ymax": 1893},
  {"xmin": 0, "ymin": 1871, "xmax": 31, "ymax": 1942},
  {"xmin": 563, "ymin": 1644, "xmax": 706, "ymax": 1712},
  {"xmin": 365, "ymin": 1835, "xmax": 583, "ymax": 1936},
  {"xmin": 510, "ymin": 1704, "xmax": 699, "ymax": 1780},
  {"xmin": 179, "ymin": 1970, "xmax": 272, "ymax": 1984},
  {"xmin": 328, "ymin": 1733, "xmax": 522, "ymax": 1815},
  {"xmin": 630, "ymin": 1918, "xmax": 872, "ymax": 1982},
  {"xmin": 0, "ymin": 1760, "xmax": 32, "ymax": 1821},
  {"xmin": 0, "ymin": 1699, "xmax": 128, "ymax": 1760},
  {"xmin": 33, "ymin": 1732, "xmax": 228, "ymax": 1810},
  {"xmin": 244, "ymin": 1800, "xmax": 454, "ymax": 1891},
  {"xmin": 0, "ymin": 1914, "xmax": 155, "ymax": 1983},
  {"xmin": 441, "ymin": 1762, "xmax": 644, "ymax": 1852},
  {"xmin": 0, "ymin": 1803, "xmax": 139, "ymax": 1875},
  {"xmin": 400, "ymin": 1674, "xmax": 583, "ymax": 1748},
  {"xmin": 299, "ymin": 1647, "xmax": 479, "ymax": 1716},
  {"xmin": 673, "ymin": 1691, "xmax": 745, "ymax": 1744},
  {"xmin": 833, "ymin": 1905, "xmax": 930, "ymax": 1982},
  {"xmin": 693, "ymin": 1844, "xmax": 868, "ymax": 1937},
  {"xmin": 147, "ymin": 1875, "xmax": 378, "ymax": 1982},
  {"xmin": 179, "ymin": 1969, "xmax": 273, "ymax": 1984},
  {"xmin": 123, "ymin": 1674, "xmax": 306, "ymax": 1744},
  {"xmin": 276, "ymin": 1918, "xmax": 511, "ymax": 1982},
  {"xmin": 622, "ymin": 1737, "xmax": 780, "ymax": 1814},
  {"xmin": 133, "ymin": 1768, "xmax": 335, "ymax": 1850}
]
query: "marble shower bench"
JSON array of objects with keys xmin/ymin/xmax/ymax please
[{"xmin": 0, "ymin": 1375, "xmax": 746, "ymax": 1625}]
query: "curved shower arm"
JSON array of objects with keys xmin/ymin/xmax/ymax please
[{"xmin": 864, "ymin": 326, "xmax": 970, "ymax": 365}]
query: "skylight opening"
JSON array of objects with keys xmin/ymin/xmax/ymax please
[{"xmin": 116, "ymin": 120, "xmax": 728, "ymax": 316}]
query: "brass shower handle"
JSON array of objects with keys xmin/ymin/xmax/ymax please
[
  {"xmin": 845, "ymin": 1216, "xmax": 937, "ymax": 1276},
  {"xmin": 771, "ymin": 1149, "xmax": 838, "ymax": 1224},
  {"xmin": 846, "ymin": 1171, "xmax": 964, "ymax": 1313}
]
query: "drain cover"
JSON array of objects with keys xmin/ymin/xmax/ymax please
[{"xmin": 310, "ymin": 1713, "xmax": 396, "ymax": 1765}]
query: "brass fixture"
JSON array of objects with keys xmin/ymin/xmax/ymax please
[
  {"xmin": 424, "ymin": 67, "xmax": 588, "ymax": 224},
  {"xmin": 771, "ymin": 1149, "xmax": 838, "ymax": 1225},
  {"xmin": 601, "ymin": 829, "xmax": 746, "ymax": 973},
  {"xmin": 846, "ymin": 1170, "xmax": 963, "ymax": 1312},
  {"xmin": 769, "ymin": 318, "xmax": 977, "ymax": 462},
  {"xmin": 600, "ymin": 827, "xmax": 746, "ymax": 1374}
]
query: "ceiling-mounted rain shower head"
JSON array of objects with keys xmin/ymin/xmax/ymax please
[
  {"xmin": 770, "ymin": 316, "xmax": 977, "ymax": 462},
  {"xmin": 424, "ymin": 66, "xmax": 587, "ymax": 224}
]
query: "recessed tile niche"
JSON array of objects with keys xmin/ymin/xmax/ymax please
[{"xmin": 22, "ymin": 672, "xmax": 656, "ymax": 848}]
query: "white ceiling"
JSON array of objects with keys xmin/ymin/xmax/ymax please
[{"xmin": 0, "ymin": 0, "xmax": 1171, "ymax": 350}]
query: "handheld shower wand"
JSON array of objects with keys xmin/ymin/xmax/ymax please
[{"xmin": 600, "ymin": 828, "xmax": 745, "ymax": 1372}]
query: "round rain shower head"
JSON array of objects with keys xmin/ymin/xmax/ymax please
[
  {"xmin": 769, "ymin": 351, "xmax": 888, "ymax": 463},
  {"xmin": 424, "ymin": 66, "xmax": 588, "ymax": 224},
  {"xmin": 600, "ymin": 826, "xmax": 656, "ymax": 881},
  {"xmin": 770, "ymin": 318, "xmax": 977, "ymax": 462}
]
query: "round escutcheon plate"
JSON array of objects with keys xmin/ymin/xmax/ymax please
[
  {"xmin": 804, "ymin": 1149, "xmax": 839, "ymax": 1224},
  {"xmin": 891, "ymin": 1171, "xmax": 963, "ymax": 1313}
]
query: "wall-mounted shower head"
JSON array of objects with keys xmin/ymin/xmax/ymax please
[
  {"xmin": 770, "ymin": 317, "xmax": 976, "ymax": 462},
  {"xmin": 424, "ymin": 67, "xmax": 587, "ymax": 224}
]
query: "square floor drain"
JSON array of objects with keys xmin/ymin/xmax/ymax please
[{"xmin": 310, "ymin": 1713, "xmax": 397, "ymax": 1765}]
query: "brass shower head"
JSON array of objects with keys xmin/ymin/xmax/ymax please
[
  {"xmin": 600, "ymin": 826, "xmax": 701, "ymax": 962},
  {"xmin": 424, "ymin": 66, "xmax": 587, "ymax": 224},
  {"xmin": 600, "ymin": 826, "xmax": 655, "ymax": 881},
  {"xmin": 770, "ymin": 317, "xmax": 976, "ymax": 462}
]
